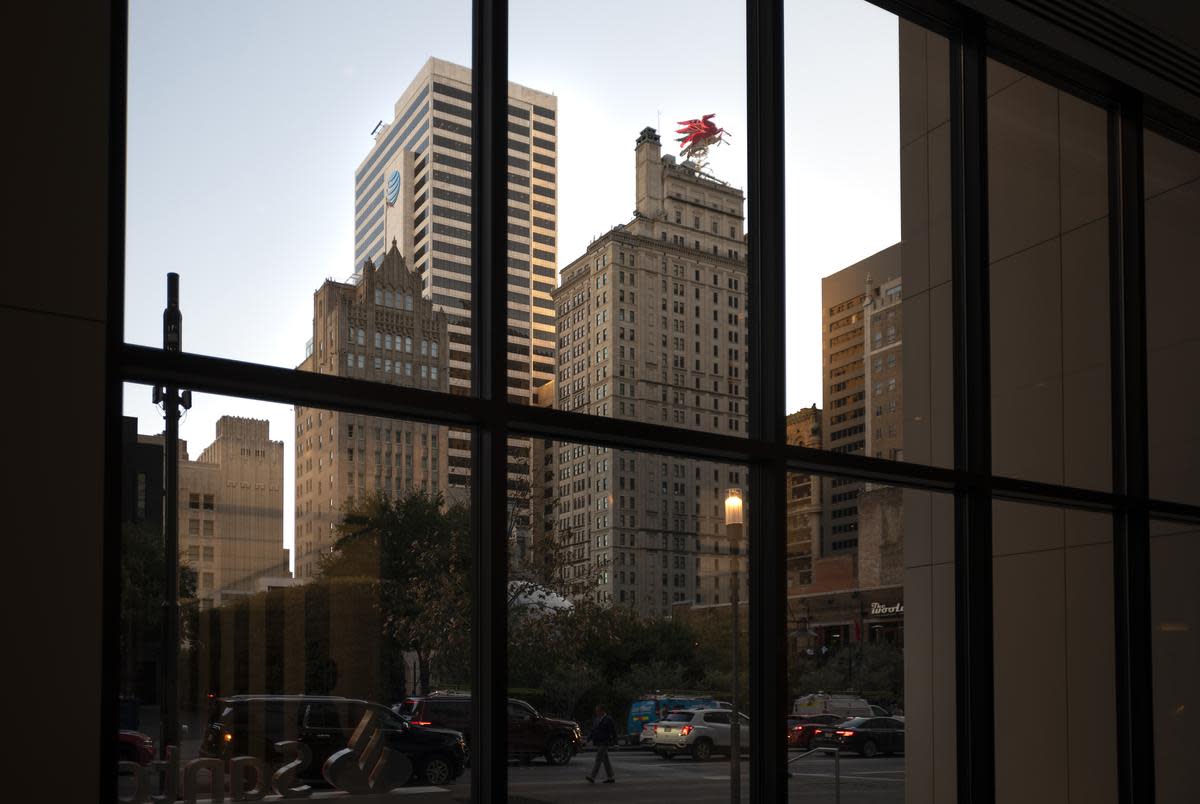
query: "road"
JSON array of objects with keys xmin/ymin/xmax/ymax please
[{"xmin": 117, "ymin": 748, "xmax": 904, "ymax": 802}]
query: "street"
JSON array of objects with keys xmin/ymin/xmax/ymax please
[{"xmin": 118, "ymin": 748, "xmax": 904, "ymax": 803}]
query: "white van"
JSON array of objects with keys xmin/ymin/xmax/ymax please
[{"xmin": 792, "ymin": 693, "xmax": 874, "ymax": 718}]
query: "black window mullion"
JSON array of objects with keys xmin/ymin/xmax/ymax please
[
  {"xmin": 745, "ymin": 0, "xmax": 786, "ymax": 801},
  {"xmin": 950, "ymin": 17, "xmax": 995, "ymax": 804},
  {"xmin": 1109, "ymin": 90, "xmax": 1155, "ymax": 804},
  {"xmin": 470, "ymin": 0, "xmax": 510, "ymax": 801}
]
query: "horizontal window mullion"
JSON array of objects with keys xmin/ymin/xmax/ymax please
[
  {"xmin": 119, "ymin": 344, "xmax": 1200, "ymax": 525},
  {"xmin": 118, "ymin": 344, "xmax": 487, "ymax": 429}
]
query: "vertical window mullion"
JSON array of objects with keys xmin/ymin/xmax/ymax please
[
  {"xmin": 1110, "ymin": 91, "xmax": 1155, "ymax": 804},
  {"xmin": 471, "ymin": 1, "xmax": 510, "ymax": 802},
  {"xmin": 746, "ymin": 0, "xmax": 786, "ymax": 801},
  {"xmin": 950, "ymin": 17, "xmax": 995, "ymax": 804}
]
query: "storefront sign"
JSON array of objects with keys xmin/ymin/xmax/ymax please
[{"xmin": 870, "ymin": 601, "xmax": 903, "ymax": 616}]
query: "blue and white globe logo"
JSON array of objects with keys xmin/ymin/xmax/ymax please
[{"xmin": 385, "ymin": 170, "xmax": 401, "ymax": 206}]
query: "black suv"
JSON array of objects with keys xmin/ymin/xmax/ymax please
[
  {"xmin": 200, "ymin": 695, "xmax": 467, "ymax": 786},
  {"xmin": 395, "ymin": 694, "xmax": 582, "ymax": 765}
]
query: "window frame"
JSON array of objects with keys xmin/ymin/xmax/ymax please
[{"xmin": 102, "ymin": 1, "xmax": 1200, "ymax": 803}]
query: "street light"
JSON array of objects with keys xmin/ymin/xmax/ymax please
[{"xmin": 725, "ymin": 488, "xmax": 743, "ymax": 802}]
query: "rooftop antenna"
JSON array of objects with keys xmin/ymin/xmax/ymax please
[{"xmin": 370, "ymin": 120, "xmax": 384, "ymax": 137}]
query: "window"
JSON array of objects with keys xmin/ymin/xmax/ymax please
[{"xmin": 103, "ymin": 5, "xmax": 1192, "ymax": 804}]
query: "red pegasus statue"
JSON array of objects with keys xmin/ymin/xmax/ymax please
[{"xmin": 675, "ymin": 114, "xmax": 730, "ymax": 166}]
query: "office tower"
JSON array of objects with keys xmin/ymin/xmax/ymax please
[
  {"xmin": 552, "ymin": 127, "xmax": 747, "ymax": 617},
  {"xmin": 293, "ymin": 245, "xmax": 451, "ymax": 580},
  {"xmin": 819, "ymin": 244, "xmax": 902, "ymax": 555},
  {"xmin": 785, "ymin": 406, "xmax": 823, "ymax": 591},
  {"xmin": 353, "ymin": 58, "xmax": 559, "ymax": 492},
  {"xmin": 175, "ymin": 416, "xmax": 290, "ymax": 608}
]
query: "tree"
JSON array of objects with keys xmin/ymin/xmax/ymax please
[
  {"xmin": 119, "ymin": 520, "xmax": 198, "ymax": 698},
  {"xmin": 319, "ymin": 490, "xmax": 472, "ymax": 694}
]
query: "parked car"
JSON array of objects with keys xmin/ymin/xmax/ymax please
[
  {"xmin": 810, "ymin": 716, "xmax": 905, "ymax": 757},
  {"xmin": 117, "ymin": 730, "xmax": 154, "ymax": 765},
  {"xmin": 652, "ymin": 709, "xmax": 750, "ymax": 761},
  {"xmin": 626, "ymin": 694, "xmax": 719, "ymax": 746},
  {"xmin": 394, "ymin": 693, "xmax": 581, "ymax": 765},
  {"xmin": 787, "ymin": 714, "xmax": 844, "ymax": 749},
  {"xmin": 200, "ymin": 695, "xmax": 467, "ymax": 785}
]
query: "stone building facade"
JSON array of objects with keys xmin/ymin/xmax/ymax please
[
  {"xmin": 820, "ymin": 244, "xmax": 903, "ymax": 555},
  {"xmin": 292, "ymin": 244, "xmax": 450, "ymax": 580},
  {"xmin": 552, "ymin": 127, "xmax": 748, "ymax": 617},
  {"xmin": 176, "ymin": 416, "xmax": 290, "ymax": 608}
]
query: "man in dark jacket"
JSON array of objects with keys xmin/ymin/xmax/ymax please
[{"xmin": 586, "ymin": 704, "xmax": 617, "ymax": 783}]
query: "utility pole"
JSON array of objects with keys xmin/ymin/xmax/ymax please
[{"xmin": 154, "ymin": 273, "xmax": 190, "ymax": 759}]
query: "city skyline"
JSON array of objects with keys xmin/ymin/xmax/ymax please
[{"xmin": 122, "ymin": 0, "xmax": 903, "ymax": 565}]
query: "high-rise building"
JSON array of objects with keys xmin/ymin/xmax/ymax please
[
  {"xmin": 551, "ymin": 127, "xmax": 747, "ymax": 617},
  {"xmin": 863, "ymin": 273, "xmax": 904, "ymax": 461},
  {"xmin": 174, "ymin": 416, "xmax": 290, "ymax": 608},
  {"xmin": 293, "ymin": 245, "xmax": 451, "ymax": 580},
  {"xmin": 353, "ymin": 58, "xmax": 559, "ymax": 492},
  {"xmin": 820, "ymin": 243, "xmax": 901, "ymax": 555},
  {"xmin": 785, "ymin": 406, "xmax": 823, "ymax": 591}
]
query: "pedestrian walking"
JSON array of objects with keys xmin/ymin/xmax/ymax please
[{"xmin": 585, "ymin": 704, "xmax": 617, "ymax": 784}]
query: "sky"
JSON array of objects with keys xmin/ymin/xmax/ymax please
[{"xmin": 123, "ymin": 0, "xmax": 901, "ymax": 560}]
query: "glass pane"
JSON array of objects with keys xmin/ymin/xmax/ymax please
[
  {"xmin": 786, "ymin": 475, "xmax": 953, "ymax": 803},
  {"xmin": 1144, "ymin": 130, "xmax": 1200, "ymax": 505},
  {"xmin": 786, "ymin": 3, "xmax": 953, "ymax": 472},
  {"xmin": 124, "ymin": 2, "xmax": 472, "ymax": 423},
  {"xmin": 510, "ymin": 0, "xmax": 750, "ymax": 444},
  {"xmin": 1150, "ymin": 520, "xmax": 1200, "ymax": 801},
  {"xmin": 987, "ymin": 61, "xmax": 1112, "ymax": 489},
  {"xmin": 787, "ymin": 3, "xmax": 955, "ymax": 583},
  {"xmin": 118, "ymin": 385, "xmax": 470, "ymax": 798},
  {"xmin": 992, "ymin": 502, "xmax": 1116, "ymax": 804},
  {"xmin": 511, "ymin": 436, "xmax": 749, "ymax": 800}
]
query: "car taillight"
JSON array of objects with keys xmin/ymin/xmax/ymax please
[
  {"xmin": 222, "ymin": 732, "xmax": 233, "ymax": 743},
  {"xmin": 680, "ymin": 725, "xmax": 693, "ymax": 736},
  {"xmin": 652, "ymin": 724, "xmax": 658, "ymax": 733},
  {"xmin": 835, "ymin": 730, "xmax": 855, "ymax": 737},
  {"xmin": 813, "ymin": 729, "xmax": 823, "ymax": 735},
  {"xmin": 412, "ymin": 720, "xmax": 433, "ymax": 726}
]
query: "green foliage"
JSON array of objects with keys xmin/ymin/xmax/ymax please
[
  {"xmin": 789, "ymin": 640, "xmax": 905, "ymax": 709},
  {"xmin": 120, "ymin": 520, "xmax": 199, "ymax": 696},
  {"xmin": 319, "ymin": 490, "xmax": 472, "ymax": 692}
]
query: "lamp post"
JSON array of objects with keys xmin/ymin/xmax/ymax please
[{"xmin": 725, "ymin": 488, "xmax": 743, "ymax": 802}]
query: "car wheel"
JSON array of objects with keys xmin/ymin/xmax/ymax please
[
  {"xmin": 545, "ymin": 736, "xmax": 573, "ymax": 766},
  {"xmin": 422, "ymin": 754, "xmax": 454, "ymax": 786},
  {"xmin": 860, "ymin": 740, "xmax": 878, "ymax": 758},
  {"xmin": 691, "ymin": 739, "xmax": 713, "ymax": 762}
]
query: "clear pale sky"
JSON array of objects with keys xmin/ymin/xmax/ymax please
[{"xmin": 123, "ymin": 0, "xmax": 900, "ymax": 559}]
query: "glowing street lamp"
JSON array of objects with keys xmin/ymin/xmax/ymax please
[
  {"xmin": 725, "ymin": 487, "xmax": 743, "ymax": 526},
  {"xmin": 725, "ymin": 487, "xmax": 743, "ymax": 799}
]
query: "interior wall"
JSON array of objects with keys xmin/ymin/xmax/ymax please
[{"xmin": 2, "ymin": 3, "xmax": 114, "ymax": 802}]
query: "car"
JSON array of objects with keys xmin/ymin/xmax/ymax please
[
  {"xmin": 787, "ymin": 714, "xmax": 844, "ymax": 749},
  {"xmin": 395, "ymin": 693, "xmax": 582, "ymax": 765},
  {"xmin": 117, "ymin": 730, "xmax": 155, "ymax": 765},
  {"xmin": 810, "ymin": 716, "xmax": 905, "ymax": 758},
  {"xmin": 652, "ymin": 708, "xmax": 750, "ymax": 761},
  {"xmin": 199, "ymin": 695, "xmax": 467, "ymax": 786},
  {"xmin": 626, "ymin": 694, "xmax": 719, "ymax": 746}
]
